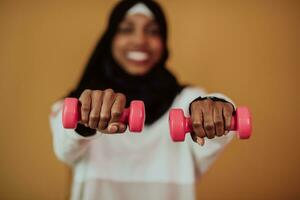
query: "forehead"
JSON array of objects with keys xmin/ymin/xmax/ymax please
[{"xmin": 121, "ymin": 14, "xmax": 157, "ymax": 25}]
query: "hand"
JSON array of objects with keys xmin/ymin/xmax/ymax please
[
  {"xmin": 190, "ymin": 98, "xmax": 234, "ymax": 145},
  {"xmin": 78, "ymin": 89, "xmax": 127, "ymax": 134}
]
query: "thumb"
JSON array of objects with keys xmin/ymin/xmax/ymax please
[
  {"xmin": 108, "ymin": 122, "xmax": 127, "ymax": 134},
  {"xmin": 196, "ymin": 137, "xmax": 205, "ymax": 146}
]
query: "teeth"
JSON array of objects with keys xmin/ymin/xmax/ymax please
[{"xmin": 127, "ymin": 51, "xmax": 148, "ymax": 61}]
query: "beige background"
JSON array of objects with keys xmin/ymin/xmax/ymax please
[{"xmin": 0, "ymin": 0, "xmax": 299, "ymax": 199}]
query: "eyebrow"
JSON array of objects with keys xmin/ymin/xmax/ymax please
[{"xmin": 121, "ymin": 21, "xmax": 159, "ymax": 30}]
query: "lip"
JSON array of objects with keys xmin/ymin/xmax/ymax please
[{"xmin": 126, "ymin": 58, "xmax": 150, "ymax": 66}]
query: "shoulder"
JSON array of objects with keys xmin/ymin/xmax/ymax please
[{"xmin": 179, "ymin": 86, "xmax": 207, "ymax": 98}]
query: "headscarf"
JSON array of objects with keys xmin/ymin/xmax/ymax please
[{"xmin": 68, "ymin": 0, "xmax": 183, "ymax": 125}]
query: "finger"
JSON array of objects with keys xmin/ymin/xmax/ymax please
[
  {"xmin": 190, "ymin": 101, "xmax": 206, "ymax": 138},
  {"xmin": 107, "ymin": 122, "xmax": 127, "ymax": 134},
  {"xmin": 88, "ymin": 90, "xmax": 103, "ymax": 129},
  {"xmin": 110, "ymin": 93, "xmax": 126, "ymax": 123},
  {"xmin": 190, "ymin": 131, "xmax": 205, "ymax": 146},
  {"xmin": 190, "ymin": 131, "xmax": 198, "ymax": 142},
  {"xmin": 202, "ymin": 99, "xmax": 215, "ymax": 139},
  {"xmin": 78, "ymin": 89, "xmax": 92, "ymax": 125},
  {"xmin": 98, "ymin": 89, "xmax": 115, "ymax": 130},
  {"xmin": 213, "ymin": 102, "xmax": 225, "ymax": 137},
  {"xmin": 108, "ymin": 93, "xmax": 126, "ymax": 133},
  {"xmin": 196, "ymin": 136, "xmax": 205, "ymax": 146},
  {"xmin": 223, "ymin": 103, "xmax": 234, "ymax": 134}
]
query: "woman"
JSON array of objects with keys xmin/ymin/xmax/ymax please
[{"xmin": 50, "ymin": 0, "xmax": 235, "ymax": 199}]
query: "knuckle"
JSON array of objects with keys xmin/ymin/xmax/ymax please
[
  {"xmin": 204, "ymin": 123, "xmax": 214, "ymax": 131},
  {"xmin": 93, "ymin": 90, "xmax": 103, "ymax": 96},
  {"xmin": 214, "ymin": 119, "xmax": 223, "ymax": 127},
  {"xmin": 191, "ymin": 101, "xmax": 197, "ymax": 109},
  {"xmin": 111, "ymin": 111, "xmax": 122, "ymax": 118},
  {"xmin": 216, "ymin": 126, "xmax": 224, "ymax": 134},
  {"xmin": 192, "ymin": 121, "xmax": 202, "ymax": 129},
  {"xmin": 84, "ymin": 89, "xmax": 92, "ymax": 94},
  {"xmin": 191, "ymin": 101, "xmax": 201, "ymax": 110},
  {"xmin": 97, "ymin": 124, "xmax": 105, "ymax": 130},
  {"xmin": 214, "ymin": 102, "xmax": 223, "ymax": 110},
  {"xmin": 225, "ymin": 103, "xmax": 234, "ymax": 111},
  {"xmin": 90, "ymin": 114, "xmax": 99, "ymax": 121},
  {"xmin": 203, "ymin": 98, "xmax": 213, "ymax": 105},
  {"xmin": 201, "ymin": 101, "xmax": 213, "ymax": 112},
  {"xmin": 81, "ymin": 104, "xmax": 90, "ymax": 112},
  {"xmin": 100, "ymin": 114, "xmax": 110, "ymax": 122},
  {"xmin": 216, "ymin": 131, "xmax": 223, "ymax": 137},
  {"xmin": 225, "ymin": 122, "xmax": 231, "ymax": 130},
  {"xmin": 116, "ymin": 93, "xmax": 126, "ymax": 101},
  {"xmin": 214, "ymin": 101, "xmax": 222, "ymax": 106},
  {"xmin": 105, "ymin": 88, "xmax": 114, "ymax": 94},
  {"xmin": 196, "ymin": 131, "xmax": 205, "ymax": 138},
  {"xmin": 82, "ymin": 89, "xmax": 92, "ymax": 96},
  {"xmin": 207, "ymin": 134, "xmax": 215, "ymax": 139}
]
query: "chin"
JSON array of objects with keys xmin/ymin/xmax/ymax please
[{"xmin": 125, "ymin": 65, "xmax": 152, "ymax": 76}]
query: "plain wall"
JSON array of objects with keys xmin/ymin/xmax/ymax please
[{"xmin": 0, "ymin": 0, "xmax": 299, "ymax": 199}]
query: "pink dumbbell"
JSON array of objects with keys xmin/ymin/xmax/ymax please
[
  {"xmin": 62, "ymin": 98, "xmax": 145, "ymax": 132},
  {"xmin": 169, "ymin": 107, "xmax": 252, "ymax": 142}
]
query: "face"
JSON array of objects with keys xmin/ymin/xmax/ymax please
[{"xmin": 112, "ymin": 14, "xmax": 164, "ymax": 76}]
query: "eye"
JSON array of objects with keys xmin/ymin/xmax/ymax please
[
  {"xmin": 117, "ymin": 24, "xmax": 134, "ymax": 34},
  {"xmin": 145, "ymin": 24, "xmax": 161, "ymax": 36}
]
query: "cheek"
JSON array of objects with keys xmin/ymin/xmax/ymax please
[
  {"xmin": 150, "ymin": 38, "xmax": 164, "ymax": 60},
  {"xmin": 112, "ymin": 36, "xmax": 126, "ymax": 61}
]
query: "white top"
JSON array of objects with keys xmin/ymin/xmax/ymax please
[{"xmin": 49, "ymin": 87, "xmax": 234, "ymax": 200}]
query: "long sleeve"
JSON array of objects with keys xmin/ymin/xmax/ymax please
[
  {"xmin": 49, "ymin": 101, "xmax": 101, "ymax": 166},
  {"xmin": 186, "ymin": 92, "xmax": 236, "ymax": 176},
  {"xmin": 188, "ymin": 132, "xmax": 234, "ymax": 176}
]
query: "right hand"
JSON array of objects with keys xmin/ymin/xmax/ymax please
[{"xmin": 78, "ymin": 89, "xmax": 127, "ymax": 134}]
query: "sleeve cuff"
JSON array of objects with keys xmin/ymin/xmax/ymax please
[
  {"xmin": 75, "ymin": 124, "xmax": 97, "ymax": 137},
  {"xmin": 189, "ymin": 95, "xmax": 235, "ymax": 115}
]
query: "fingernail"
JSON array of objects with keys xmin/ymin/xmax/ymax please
[
  {"xmin": 110, "ymin": 125, "xmax": 118, "ymax": 133},
  {"xmin": 197, "ymin": 138, "xmax": 204, "ymax": 146}
]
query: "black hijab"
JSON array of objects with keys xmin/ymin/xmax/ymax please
[{"xmin": 68, "ymin": 0, "xmax": 183, "ymax": 125}]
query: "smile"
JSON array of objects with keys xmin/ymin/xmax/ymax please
[{"xmin": 126, "ymin": 51, "xmax": 149, "ymax": 62}]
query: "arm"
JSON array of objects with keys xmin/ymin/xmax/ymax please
[
  {"xmin": 49, "ymin": 101, "xmax": 100, "ymax": 166},
  {"xmin": 188, "ymin": 130, "xmax": 233, "ymax": 176},
  {"xmin": 49, "ymin": 89, "xmax": 128, "ymax": 166},
  {"xmin": 188, "ymin": 93, "xmax": 235, "ymax": 175}
]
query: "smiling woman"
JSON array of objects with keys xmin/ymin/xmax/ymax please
[
  {"xmin": 112, "ymin": 13, "xmax": 163, "ymax": 76},
  {"xmin": 49, "ymin": 0, "xmax": 237, "ymax": 200},
  {"xmin": 65, "ymin": 0, "xmax": 179, "ymax": 126}
]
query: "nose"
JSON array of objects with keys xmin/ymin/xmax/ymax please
[{"xmin": 132, "ymin": 30, "xmax": 147, "ymax": 46}]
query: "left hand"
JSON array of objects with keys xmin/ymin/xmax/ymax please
[{"xmin": 189, "ymin": 98, "xmax": 234, "ymax": 146}]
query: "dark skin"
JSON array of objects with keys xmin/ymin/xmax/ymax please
[
  {"xmin": 79, "ymin": 89, "xmax": 127, "ymax": 134},
  {"xmin": 189, "ymin": 98, "xmax": 234, "ymax": 145},
  {"xmin": 78, "ymin": 89, "xmax": 234, "ymax": 145}
]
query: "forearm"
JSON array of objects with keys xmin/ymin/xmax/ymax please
[
  {"xmin": 189, "ymin": 133, "xmax": 234, "ymax": 176},
  {"xmin": 49, "ymin": 101, "xmax": 99, "ymax": 166},
  {"xmin": 187, "ymin": 92, "xmax": 235, "ymax": 174}
]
